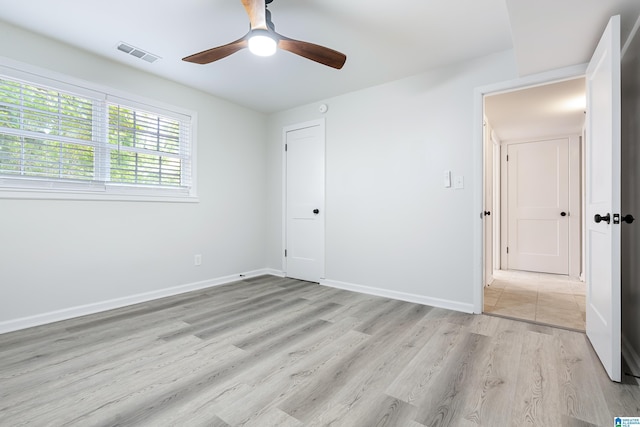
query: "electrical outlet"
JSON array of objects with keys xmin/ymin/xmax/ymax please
[
  {"xmin": 454, "ymin": 175, "xmax": 464, "ymax": 189},
  {"xmin": 194, "ymin": 254, "xmax": 202, "ymax": 266}
]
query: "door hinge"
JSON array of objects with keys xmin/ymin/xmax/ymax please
[
  {"xmin": 285, "ymin": 144, "xmax": 288, "ymax": 152},
  {"xmin": 506, "ymin": 247, "xmax": 509, "ymax": 254},
  {"xmin": 506, "ymin": 154, "xmax": 509, "ymax": 161},
  {"xmin": 284, "ymin": 249, "xmax": 287, "ymax": 257}
]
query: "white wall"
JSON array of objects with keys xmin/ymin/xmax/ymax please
[
  {"xmin": 621, "ymin": 16, "xmax": 640, "ymax": 374},
  {"xmin": 267, "ymin": 51, "xmax": 517, "ymax": 310},
  {"xmin": 0, "ymin": 22, "xmax": 268, "ymax": 327}
]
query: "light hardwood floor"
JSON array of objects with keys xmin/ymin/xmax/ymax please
[
  {"xmin": 484, "ymin": 270, "xmax": 586, "ymax": 330},
  {"xmin": 1, "ymin": 275, "xmax": 638, "ymax": 426}
]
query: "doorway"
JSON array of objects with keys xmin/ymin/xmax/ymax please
[{"xmin": 481, "ymin": 77, "xmax": 587, "ymax": 330}]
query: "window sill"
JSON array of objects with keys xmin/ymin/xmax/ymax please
[{"xmin": 0, "ymin": 188, "xmax": 199, "ymax": 203}]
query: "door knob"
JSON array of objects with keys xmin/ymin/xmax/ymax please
[
  {"xmin": 622, "ymin": 214, "xmax": 635, "ymax": 224},
  {"xmin": 484, "ymin": 211, "xmax": 491, "ymax": 216},
  {"xmin": 594, "ymin": 213, "xmax": 611, "ymax": 224},
  {"xmin": 561, "ymin": 211, "xmax": 567, "ymax": 217},
  {"xmin": 313, "ymin": 209, "xmax": 319, "ymax": 215}
]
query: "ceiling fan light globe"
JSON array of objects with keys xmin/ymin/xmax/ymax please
[{"xmin": 248, "ymin": 34, "xmax": 277, "ymax": 57}]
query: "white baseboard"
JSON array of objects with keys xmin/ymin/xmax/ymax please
[
  {"xmin": 623, "ymin": 334, "xmax": 640, "ymax": 377},
  {"xmin": 0, "ymin": 268, "xmax": 274, "ymax": 335},
  {"xmin": 263, "ymin": 268, "xmax": 285, "ymax": 277},
  {"xmin": 320, "ymin": 278, "xmax": 474, "ymax": 314},
  {"xmin": 485, "ymin": 274, "xmax": 495, "ymax": 287}
]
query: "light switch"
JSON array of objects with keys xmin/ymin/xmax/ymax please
[
  {"xmin": 443, "ymin": 170, "xmax": 451, "ymax": 188},
  {"xmin": 454, "ymin": 175, "xmax": 464, "ymax": 189}
]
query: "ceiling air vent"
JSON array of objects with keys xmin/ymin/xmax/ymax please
[{"xmin": 116, "ymin": 42, "xmax": 160, "ymax": 63}]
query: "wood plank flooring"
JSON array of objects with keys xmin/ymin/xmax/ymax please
[{"xmin": 1, "ymin": 275, "xmax": 639, "ymax": 426}]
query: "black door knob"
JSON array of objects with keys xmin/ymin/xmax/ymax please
[
  {"xmin": 622, "ymin": 214, "xmax": 635, "ymax": 224},
  {"xmin": 594, "ymin": 213, "xmax": 611, "ymax": 224},
  {"xmin": 313, "ymin": 209, "xmax": 319, "ymax": 215},
  {"xmin": 561, "ymin": 211, "xmax": 567, "ymax": 217},
  {"xmin": 484, "ymin": 211, "xmax": 491, "ymax": 216}
]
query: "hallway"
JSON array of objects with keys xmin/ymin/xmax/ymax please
[{"xmin": 483, "ymin": 270, "xmax": 586, "ymax": 330}]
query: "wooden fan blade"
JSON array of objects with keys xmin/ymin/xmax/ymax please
[
  {"xmin": 241, "ymin": 0, "xmax": 268, "ymax": 30},
  {"xmin": 277, "ymin": 36, "xmax": 346, "ymax": 69},
  {"xmin": 182, "ymin": 35, "xmax": 249, "ymax": 64}
]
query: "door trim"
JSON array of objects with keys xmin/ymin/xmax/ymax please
[
  {"xmin": 281, "ymin": 118, "xmax": 326, "ymax": 277},
  {"xmin": 473, "ymin": 64, "xmax": 587, "ymax": 313}
]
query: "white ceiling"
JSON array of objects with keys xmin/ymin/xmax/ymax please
[
  {"xmin": 0, "ymin": 0, "xmax": 639, "ymax": 113},
  {"xmin": 484, "ymin": 78, "xmax": 586, "ymax": 142},
  {"xmin": 507, "ymin": 0, "xmax": 640, "ymax": 76}
]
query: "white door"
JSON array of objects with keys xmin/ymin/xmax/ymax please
[
  {"xmin": 507, "ymin": 138, "xmax": 570, "ymax": 274},
  {"xmin": 285, "ymin": 120, "xmax": 325, "ymax": 282},
  {"xmin": 585, "ymin": 15, "xmax": 621, "ymax": 382}
]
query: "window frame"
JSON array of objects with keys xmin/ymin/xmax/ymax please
[{"xmin": 0, "ymin": 58, "xmax": 198, "ymax": 203}]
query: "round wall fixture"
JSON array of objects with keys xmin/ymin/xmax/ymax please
[{"xmin": 319, "ymin": 104, "xmax": 328, "ymax": 113}]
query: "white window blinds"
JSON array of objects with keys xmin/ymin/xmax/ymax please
[
  {"xmin": 107, "ymin": 103, "xmax": 191, "ymax": 188},
  {"xmin": 0, "ymin": 78, "xmax": 104, "ymax": 182},
  {"xmin": 0, "ymin": 71, "xmax": 194, "ymax": 199}
]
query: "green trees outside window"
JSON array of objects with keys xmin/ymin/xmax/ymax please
[{"xmin": 0, "ymin": 75, "xmax": 191, "ymax": 192}]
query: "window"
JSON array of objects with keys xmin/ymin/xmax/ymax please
[
  {"xmin": 0, "ymin": 66, "xmax": 195, "ymax": 200},
  {"xmin": 108, "ymin": 104, "xmax": 185, "ymax": 187}
]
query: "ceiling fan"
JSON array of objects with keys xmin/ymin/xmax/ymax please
[{"xmin": 182, "ymin": 0, "xmax": 347, "ymax": 69}]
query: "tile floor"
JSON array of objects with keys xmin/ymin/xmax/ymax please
[{"xmin": 483, "ymin": 269, "xmax": 586, "ymax": 330}]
